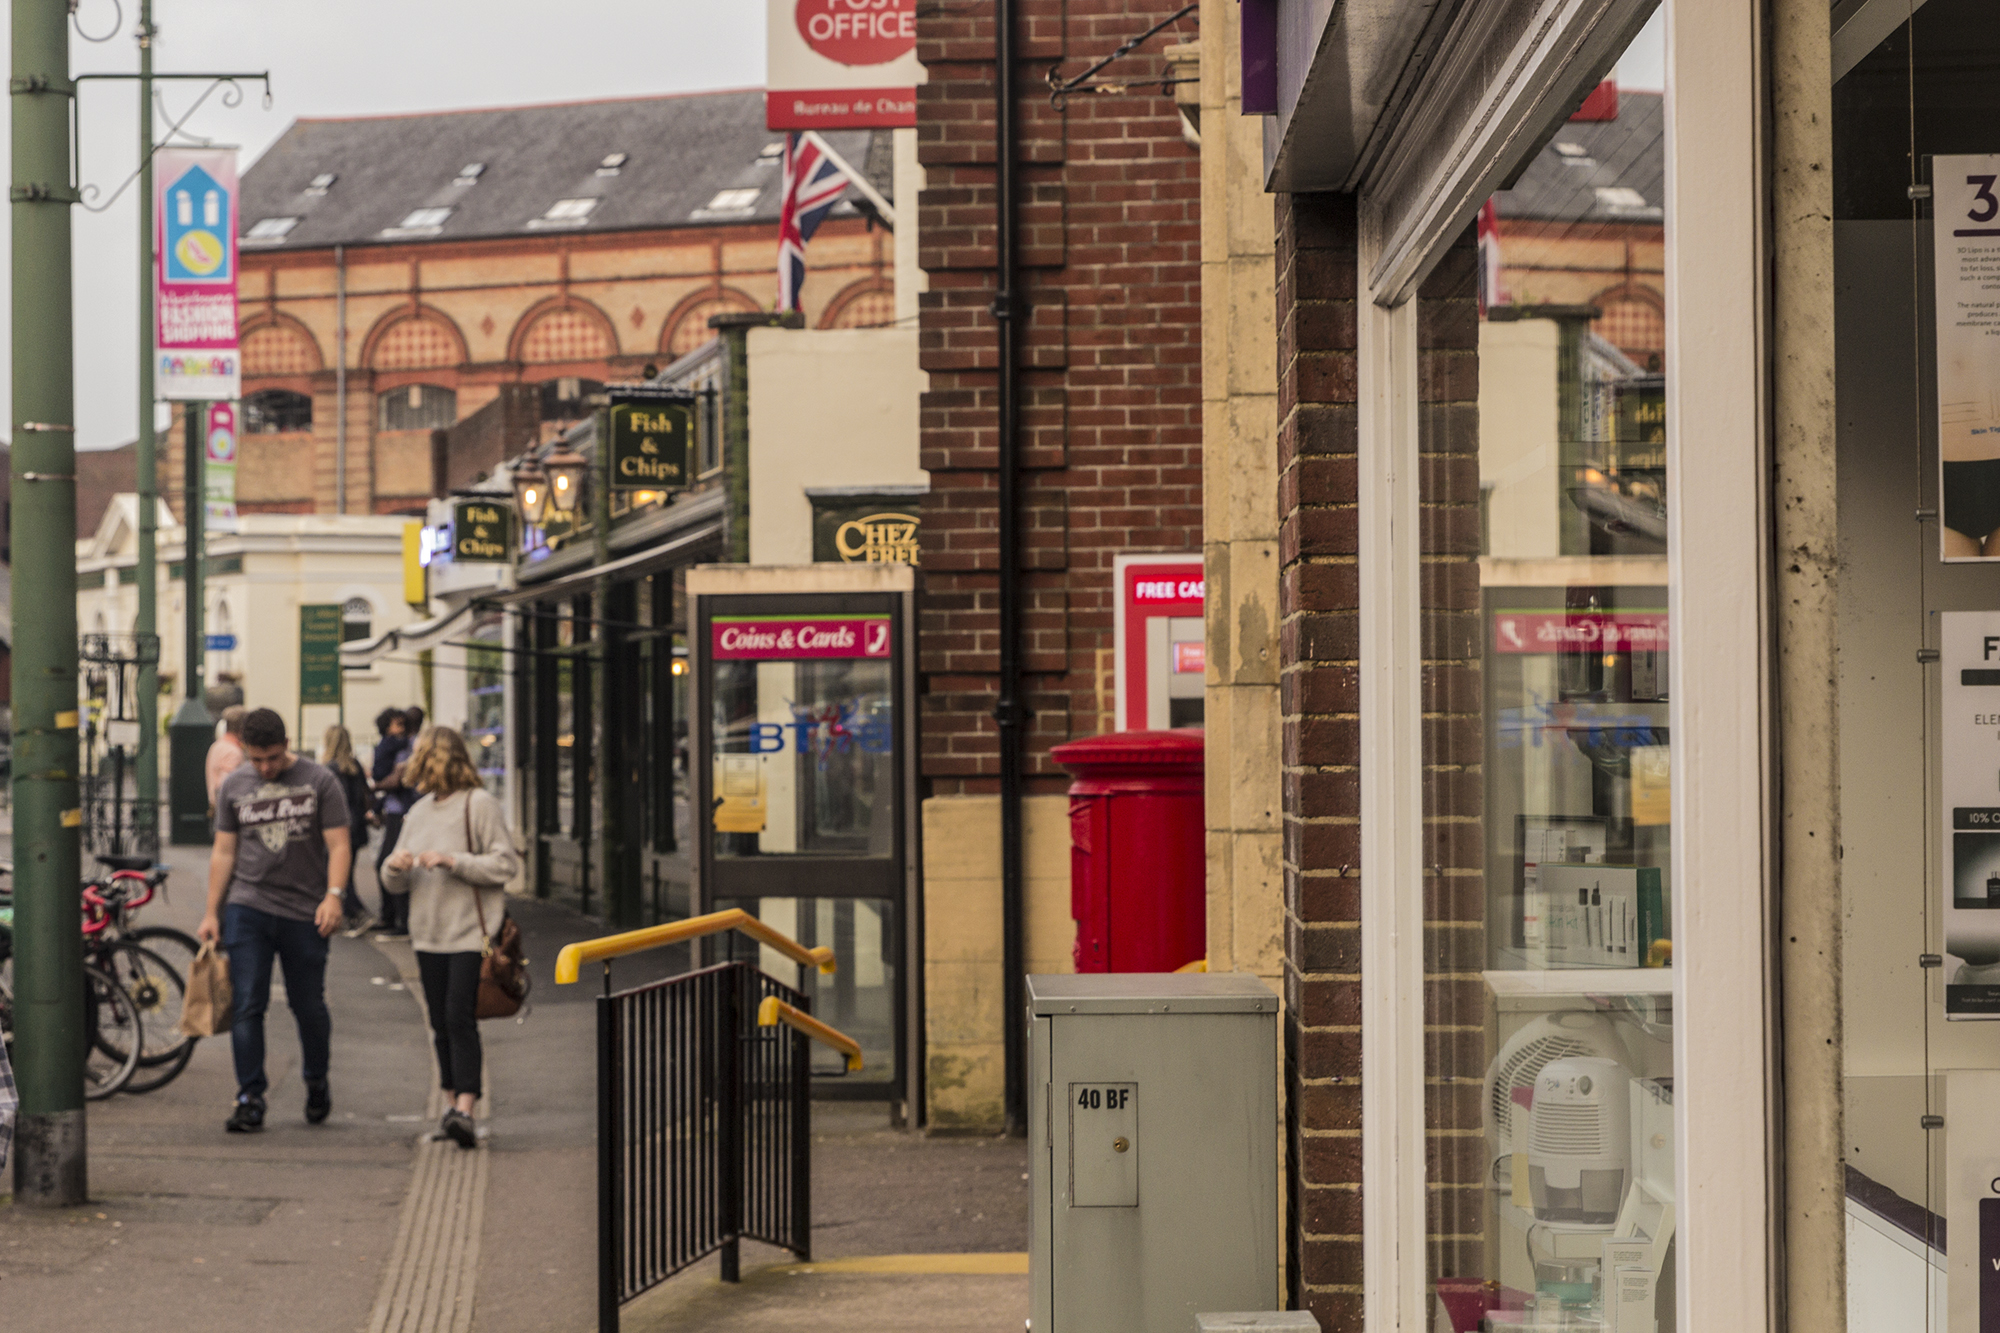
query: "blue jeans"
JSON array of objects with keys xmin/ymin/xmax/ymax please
[{"xmin": 223, "ymin": 902, "xmax": 331, "ymax": 1100}]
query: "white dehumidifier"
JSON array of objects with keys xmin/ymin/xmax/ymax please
[{"xmin": 1527, "ymin": 1055, "xmax": 1633, "ymax": 1225}]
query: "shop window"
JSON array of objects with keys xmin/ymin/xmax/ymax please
[
  {"xmin": 378, "ymin": 383, "xmax": 456, "ymax": 432},
  {"xmin": 1423, "ymin": 10, "xmax": 1677, "ymax": 1328},
  {"xmin": 244, "ymin": 388, "xmax": 312, "ymax": 434},
  {"xmin": 538, "ymin": 377, "xmax": 603, "ymax": 423},
  {"xmin": 341, "ymin": 597, "xmax": 372, "ymax": 643}
]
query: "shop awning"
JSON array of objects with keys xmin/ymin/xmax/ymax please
[
  {"xmin": 481, "ymin": 506, "xmax": 727, "ymax": 609},
  {"xmin": 340, "ymin": 600, "xmax": 476, "ymax": 668}
]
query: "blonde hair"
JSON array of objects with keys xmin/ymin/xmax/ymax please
[
  {"xmin": 320, "ymin": 724, "xmax": 361, "ymax": 777},
  {"xmin": 408, "ymin": 725, "xmax": 482, "ymax": 797}
]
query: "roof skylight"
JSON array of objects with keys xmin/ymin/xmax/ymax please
[
  {"xmin": 455, "ymin": 163, "xmax": 486, "ymax": 185},
  {"xmin": 245, "ymin": 216, "xmax": 300, "ymax": 242},
  {"xmin": 306, "ymin": 172, "xmax": 338, "ymax": 194},
  {"xmin": 596, "ymin": 153, "xmax": 629, "ymax": 177},
  {"xmin": 704, "ymin": 188, "xmax": 761, "ymax": 212}
]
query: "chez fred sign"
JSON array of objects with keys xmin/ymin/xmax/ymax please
[
  {"xmin": 607, "ymin": 387, "xmax": 696, "ymax": 492},
  {"xmin": 452, "ymin": 499, "xmax": 511, "ymax": 563}
]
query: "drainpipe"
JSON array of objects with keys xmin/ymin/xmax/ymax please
[
  {"xmin": 993, "ymin": 0, "xmax": 1026, "ymax": 1138},
  {"xmin": 335, "ymin": 244, "xmax": 347, "ymax": 514}
]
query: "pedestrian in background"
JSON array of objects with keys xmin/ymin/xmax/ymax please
[
  {"xmin": 0, "ymin": 1034, "xmax": 16, "ymax": 1176},
  {"xmin": 321, "ymin": 724, "xmax": 376, "ymax": 936},
  {"xmin": 380, "ymin": 726, "xmax": 520, "ymax": 1150},
  {"xmin": 371, "ymin": 707, "xmax": 415, "ymax": 940},
  {"xmin": 198, "ymin": 708, "xmax": 352, "ymax": 1134},
  {"xmin": 204, "ymin": 704, "xmax": 247, "ymax": 806}
]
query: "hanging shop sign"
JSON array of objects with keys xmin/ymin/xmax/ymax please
[
  {"xmin": 1934, "ymin": 155, "xmax": 2000, "ymax": 560},
  {"xmin": 452, "ymin": 499, "xmax": 512, "ymax": 563},
  {"xmin": 299, "ymin": 603, "xmax": 344, "ymax": 706},
  {"xmin": 811, "ymin": 495, "xmax": 921, "ymax": 564},
  {"xmin": 204, "ymin": 401, "xmax": 239, "ymax": 533},
  {"xmin": 711, "ymin": 614, "xmax": 893, "ymax": 660},
  {"xmin": 155, "ymin": 146, "xmax": 240, "ymax": 401},
  {"xmin": 607, "ymin": 391, "xmax": 696, "ymax": 492},
  {"xmin": 766, "ymin": 0, "xmax": 919, "ymax": 130},
  {"xmin": 1940, "ymin": 611, "xmax": 2000, "ymax": 1016}
]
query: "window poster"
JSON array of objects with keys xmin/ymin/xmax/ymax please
[
  {"xmin": 1940, "ymin": 612, "xmax": 2000, "ymax": 1016},
  {"xmin": 1935, "ymin": 155, "xmax": 2000, "ymax": 559}
]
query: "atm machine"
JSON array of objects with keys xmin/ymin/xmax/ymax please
[{"xmin": 687, "ymin": 564, "xmax": 921, "ymax": 1117}]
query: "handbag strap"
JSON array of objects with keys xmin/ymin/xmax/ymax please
[{"xmin": 461, "ymin": 792, "xmax": 496, "ymax": 955}]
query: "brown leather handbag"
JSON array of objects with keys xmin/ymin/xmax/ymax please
[{"xmin": 463, "ymin": 795, "xmax": 530, "ymax": 1020}]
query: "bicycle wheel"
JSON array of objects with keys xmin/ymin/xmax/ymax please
[
  {"xmin": 83, "ymin": 962, "xmax": 142, "ymax": 1099},
  {"xmin": 101, "ymin": 942, "xmax": 195, "ymax": 1093},
  {"xmin": 126, "ymin": 925, "xmax": 198, "ymax": 994}
]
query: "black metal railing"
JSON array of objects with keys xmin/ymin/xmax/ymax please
[{"xmin": 597, "ymin": 960, "xmax": 811, "ymax": 1331}]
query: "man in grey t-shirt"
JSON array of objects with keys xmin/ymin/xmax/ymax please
[{"xmin": 198, "ymin": 708, "xmax": 352, "ymax": 1133}]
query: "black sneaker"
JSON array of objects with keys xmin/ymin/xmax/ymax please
[
  {"xmin": 225, "ymin": 1096, "xmax": 266, "ymax": 1133},
  {"xmin": 441, "ymin": 1109, "xmax": 477, "ymax": 1150},
  {"xmin": 305, "ymin": 1079, "xmax": 331, "ymax": 1125}
]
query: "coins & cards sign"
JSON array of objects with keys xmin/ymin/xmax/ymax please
[{"xmin": 767, "ymin": 0, "xmax": 920, "ymax": 130}]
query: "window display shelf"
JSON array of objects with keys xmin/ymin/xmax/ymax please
[{"xmin": 1483, "ymin": 966, "xmax": 1673, "ymax": 997}]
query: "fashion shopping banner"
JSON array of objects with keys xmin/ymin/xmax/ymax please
[
  {"xmin": 767, "ymin": 0, "xmax": 919, "ymax": 129},
  {"xmin": 204, "ymin": 401, "xmax": 238, "ymax": 533},
  {"xmin": 156, "ymin": 147, "xmax": 240, "ymax": 401},
  {"xmin": 1935, "ymin": 155, "xmax": 2000, "ymax": 560}
]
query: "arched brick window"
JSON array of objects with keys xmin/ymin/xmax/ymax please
[
  {"xmin": 518, "ymin": 306, "xmax": 614, "ymax": 364},
  {"xmin": 370, "ymin": 314, "xmax": 463, "ymax": 371},
  {"xmin": 242, "ymin": 321, "xmax": 322, "ymax": 375},
  {"xmin": 1591, "ymin": 292, "xmax": 1665, "ymax": 369},
  {"xmin": 819, "ymin": 280, "xmax": 897, "ymax": 330},
  {"xmin": 663, "ymin": 290, "xmax": 759, "ymax": 358}
]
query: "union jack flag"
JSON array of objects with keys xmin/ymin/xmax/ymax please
[{"xmin": 778, "ymin": 133, "xmax": 848, "ymax": 313}]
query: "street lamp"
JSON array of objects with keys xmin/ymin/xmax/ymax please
[
  {"xmin": 542, "ymin": 445, "xmax": 589, "ymax": 515},
  {"xmin": 511, "ymin": 456, "xmax": 550, "ymax": 527}
]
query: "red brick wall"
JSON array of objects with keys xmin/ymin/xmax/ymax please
[
  {"xmin": 1275, "ymin": 189, "xmax": 1482, "ymax": 1326},
  {"xmin": 915, "ymin": 0, "xmax": 1203, "ymax": 793},
  {"xmin": 1275, "ymin": 191, "xmax": 1364, "ymax": 1327}
]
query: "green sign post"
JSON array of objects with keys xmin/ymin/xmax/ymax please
[
  {"xmin": 607, "ymin": 391, "xmax": 695, "ymax": 492},
  {"xmin": 453, "ymin": 499, "xmax": 512, "ymax": 563},
  {"xmin": 300, "ymin": 603, "xmax": 343, "ymax": 709}
]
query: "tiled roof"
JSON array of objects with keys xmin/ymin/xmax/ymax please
[
  {"xmin": 1494, "ymin": 90, "xmax": 1664, "ymax": 224},
  {"xmin": 238, "ymin": 89, "xmax": 887, "ymax": 252}
]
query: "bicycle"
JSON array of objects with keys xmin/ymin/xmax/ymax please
[
  {"xmin": 81, "ymin": 865, "xmax": 195, "ymax": 1094},
  {"xmin": 0, "ymin": 855, "xmax": 196, "ymax": 1096},
  {"xmin": 0, "ymin": 947, "xmax": 144, "ymax": 1100}
]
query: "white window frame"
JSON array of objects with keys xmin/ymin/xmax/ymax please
[{"xmin": 1350, "ymin": 0, "xmax": 1775, "ymax": 1326}]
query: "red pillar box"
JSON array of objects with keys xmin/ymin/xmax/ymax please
[{"xmin": 1050, "ymin": 729, "xmax": 1205, "ymax": 973}]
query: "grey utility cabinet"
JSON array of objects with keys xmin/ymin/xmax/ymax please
[{"xmin": 1028, "ymin": 973, "xmax": 1280, "ymax": 1333}]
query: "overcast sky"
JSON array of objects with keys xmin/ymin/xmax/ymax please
[
  {"xmin": 16, "ymin": 0, "xmax": 767, "ymax": 451},
  {"xmin": 6, "ymin": 0, "xmax": 1661, "ymax": 453}
]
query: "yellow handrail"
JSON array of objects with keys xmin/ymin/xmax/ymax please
[
  {"xmin": 758, "ymin": 995, "xmax": 863, "ymax": 1072},
  {"xmin": 554, "ymin": 908, "xmax": 837, "ymax": 985}
]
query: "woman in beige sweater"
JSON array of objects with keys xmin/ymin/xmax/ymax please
[{"xmin": 380, "ymin": 727, "xmax": 520, "ymax": 1148}]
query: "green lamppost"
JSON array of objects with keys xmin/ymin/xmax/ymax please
[
  {"xmin": 168, "ymin": 403, "xmax": 211, "ymax": 844},
  {"xmin": 10, "ymin": 0, "xmax": 86, "ymax": 1206}
]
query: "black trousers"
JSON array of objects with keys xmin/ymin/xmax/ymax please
[{"xmin": 416, "ymin": 950, "xmax": 484, "ymax": 1098}]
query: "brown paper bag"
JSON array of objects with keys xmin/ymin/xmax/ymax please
[{"xmin": 177, "ymin": 941, "xmax": 233, "ymax": 1039}]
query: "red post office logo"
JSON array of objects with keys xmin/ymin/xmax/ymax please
[{"xmin": 795, "ymin": 0, "xmax": 916, "ymax": 67}]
